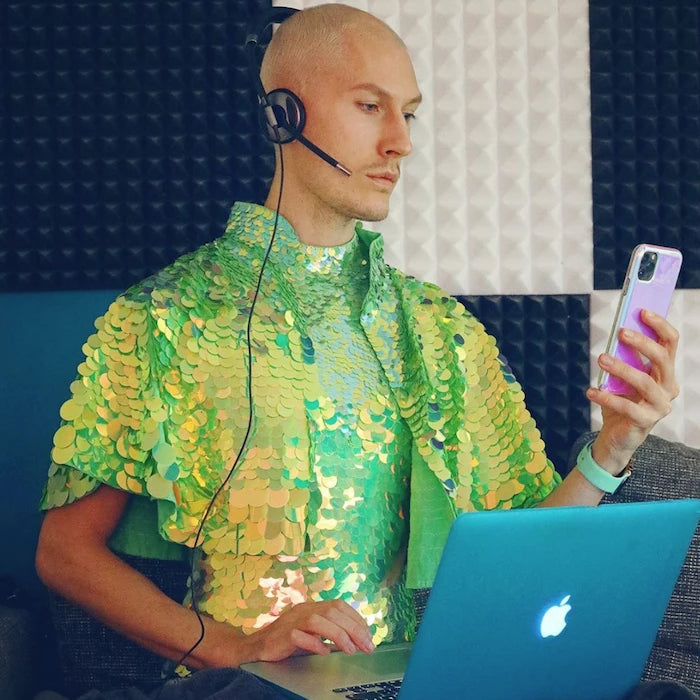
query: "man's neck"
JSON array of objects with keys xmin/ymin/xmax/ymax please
[{"xmin": 263, "ymin": 186, "xmax": 356, "ymax": 247}]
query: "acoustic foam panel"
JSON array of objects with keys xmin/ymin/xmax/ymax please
[
  {"xmin": 590, "ymin": 1, "xmax": 700, "ymax": 290},
  {"xmin": 1, "ymin": 0, "xmax": 274, "ymax": 291},
  {"xmin": 284, "ymin": 0, "xmax": 594, "ymax": 296},
  {"xmin": 3, "ymin": 0, "xmax": 698, "ymax": 452}
]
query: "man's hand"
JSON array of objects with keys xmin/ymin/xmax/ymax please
[
  {"xmin": 586, "ymin": 309, "xmax": 680, "ymax": 473},
  {"xmin": 241, "ymin": 600, "xmax": 375, "ymax": 663}
]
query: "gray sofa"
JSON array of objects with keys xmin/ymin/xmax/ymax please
[{"xmin": 3, "ymin": 432, "xmax": 698, "ymax": 699}]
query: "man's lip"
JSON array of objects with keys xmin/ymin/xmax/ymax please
[{"xmin": 366, "ymin": 171, "xmax": 399, "ymax": 184}]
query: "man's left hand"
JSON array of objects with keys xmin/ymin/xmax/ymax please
[{"xmin": 586, "ymin": 309, "xmax": 680, "ymax": 473}]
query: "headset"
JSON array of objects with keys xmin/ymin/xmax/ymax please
[
  {"xmin": 169, "ymin": 7, "xmax": 351, "ymax": 674},
  {"xmin": 245, "ymin": 6, "xmax": 352, "ymax": 176}
]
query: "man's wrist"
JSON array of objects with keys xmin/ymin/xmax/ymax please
[
  {"xmin": 188, "ymin": 615, "xmax": 248, "ymax": 669},
  {"xmin": 590, "ymin": 437, "xmax": 634, "ymax": 476}
]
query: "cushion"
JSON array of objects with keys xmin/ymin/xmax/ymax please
[
  {"xmin": 50, "ymin": 553, "xmax": 189, "ymax": 697},
  {"xmin": 0, "ymin": 605, "xmax": 37, "ymax": 700}
]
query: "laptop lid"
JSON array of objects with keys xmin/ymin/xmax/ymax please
[
  {"xmin": 399, "ymin": 499, "xmax": 700, "ymax": 700},
  {"xmin": 242, "ymin": 499, "xmax": 699, "ymax": 700}
]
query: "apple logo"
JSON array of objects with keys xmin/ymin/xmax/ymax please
[{"xmin": 539, "ymin": 595, "xmax": 572, "ymax": 638}]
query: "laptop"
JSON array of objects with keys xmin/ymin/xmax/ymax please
[{"xmin": 242, "ymin": 499, "xmax": 700, "ymax": 700}]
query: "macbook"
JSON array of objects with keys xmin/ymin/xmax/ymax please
[{"xmin": 242, "ymin": 499, "xmax": 700, "ymax": 700}]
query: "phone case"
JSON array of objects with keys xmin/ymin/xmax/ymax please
[{"xmin": 598, "ymin": 244, "xmax": 682, "ymax": 395}]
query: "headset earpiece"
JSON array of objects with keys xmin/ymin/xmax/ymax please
[{"xmin": 260, "ymin": 88, "xmax": 306, "ymax": 144}]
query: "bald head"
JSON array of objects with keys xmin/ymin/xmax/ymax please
[{"xmin": 260, "ymin": 3, "xmax": 407, "ymax": 94}]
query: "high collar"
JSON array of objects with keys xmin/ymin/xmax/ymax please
[{"xmin": 223, "ymin": 202, "xmax": 386, "ymax": 284}]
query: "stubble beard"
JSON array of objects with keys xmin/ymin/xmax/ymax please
[
  {"xmin": 332, "ymin": 188, "xmax": 392, "ymax": 224},
  {"xmin": 302, "ymin": 164, "xmax": 395, "ymax": 228}
]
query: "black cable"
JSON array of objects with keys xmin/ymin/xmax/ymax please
[
  {"xmin": 168, "ymin": 141, "xmax": 285, "ymax": 674},
  {"xmin": 158, "ymin": 14, "xmax": 291, "ymax": 684}
]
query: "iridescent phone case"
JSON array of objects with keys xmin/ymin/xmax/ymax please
[{"xmin": 598, "ymin": 244, "xmax": 682, "ymax": 395}]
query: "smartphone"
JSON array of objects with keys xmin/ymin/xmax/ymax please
[{"xmin": 598, "ymin": 244, "xmax": 682, "ymax": 395}]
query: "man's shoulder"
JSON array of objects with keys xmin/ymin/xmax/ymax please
[
  {"xmin": 120, "ymin": 238, "xmax": 234, "ymax": 307},
  {"xmin": 388, "ymin": 267, "xmax": 474, "ymax": 319}
]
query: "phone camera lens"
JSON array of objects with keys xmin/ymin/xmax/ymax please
[{"xmin": 638, "ymin": 251, "xmax": 657, "ymax": 281}]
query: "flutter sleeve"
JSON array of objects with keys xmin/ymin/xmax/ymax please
[{"xmin": 40, "ymin": 293, "xmax": 173, "ymax": 511}]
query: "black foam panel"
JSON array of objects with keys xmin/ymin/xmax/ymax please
[
  {"xmin": 1, "ymin": 0, "xmax": 273, "ymax": 292},
  {"xmin": 590, "ymin": 1, "xmax": 700, "ymax": 289},
  {"xmin": 458, "ymin": 294, "xmax": 591, "ymax": 476}
]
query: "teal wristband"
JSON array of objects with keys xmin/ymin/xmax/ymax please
[{"xmin": 576, "ymin": 440, "xmax": 632, "ymax": 494}]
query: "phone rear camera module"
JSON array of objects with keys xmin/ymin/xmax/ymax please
[{"xmin": 638, "ymin": 251, "xmax": 658, "ymax": 281}]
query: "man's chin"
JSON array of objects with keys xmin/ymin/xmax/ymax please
[
  {"xmin": 361, "ymin": 212, "xmax": 390, "ymax": 223},
  {"xmin": 334, "ymin": 193, "xmax": 392, "ymax": 224},
  {"xmin": 355, "ymin": 202, "xmax": 391, "ymax": 223}
]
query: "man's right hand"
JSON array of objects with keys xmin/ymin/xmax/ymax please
[{"xmin": 241, "ymin": 600, "xmax": 375, "ymax": 663}]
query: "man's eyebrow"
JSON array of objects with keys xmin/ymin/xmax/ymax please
[{"xmin": 350, "ymin": 82, "xmax": 423, "ymax": 107}]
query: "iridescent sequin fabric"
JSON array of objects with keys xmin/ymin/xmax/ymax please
[{"xmin": 41, "ymin": 202, "xmax": 560, "ymax": 643}]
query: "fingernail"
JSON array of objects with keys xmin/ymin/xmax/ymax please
[{"xmin": 599, "ymin": 354, "xmax": 612, "ymax": 368}]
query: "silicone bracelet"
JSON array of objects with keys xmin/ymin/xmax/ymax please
[{"xmin": 576, "ymin": 440, "xmax": 632, "ymax": 494}]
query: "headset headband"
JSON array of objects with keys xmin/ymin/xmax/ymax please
[
  {"xmin": 245, "ymin": 7, "xmax": 298, "ymax": 49},
  {"xmin": 245, "ymin": 7, "xmax": 298, "ymax": 97}
]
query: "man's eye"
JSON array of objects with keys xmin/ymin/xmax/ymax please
[
  {"xmin": 403, "ymin": 112, "xmax": 417, "ymax": 123},
  {"xmin": 359, "ymin": 103, "xmax": 379, "ymax": 113}
]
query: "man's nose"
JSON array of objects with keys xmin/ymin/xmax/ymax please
[{"xmin": 381, "ymin": 110, "xmax": 413, "ymax": 158}]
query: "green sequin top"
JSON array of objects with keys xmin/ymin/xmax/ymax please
[{"xmin": 41, "ymin": 202, "xmax": 560, "ymax": 644}]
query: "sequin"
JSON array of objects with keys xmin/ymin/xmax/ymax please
[{"xmin": 40, "ymin": 202, "xmax": 560, "ymax": 646}]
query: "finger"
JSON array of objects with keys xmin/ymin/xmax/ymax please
[
  {"xmin": 640, "ymin": 309, "xmax": 680, "ymax": 360},
  {"xmin": 617, "ymin": 328, "xmax": 664, "ymax": 365},
  {"xmin": 616, "ymin": 328, "xmax": 676, "ymax": 391},
  {"xmin": 322, "ymin": 603, "xmax": 374, "ymax": 652},
  {"xmin": 288, "ymin": 628, "xmax": 332, "ymax": 656},
  {"xmin": 321, "ymin": 599, "xmax": 369, "ymax": 627},
  {"xmin": 594, "ymin": 355, "xmax": 674, "ymax": 422},
  {"xmin": 587, "ymin": 386, "xmax": 664, "ymax": 427},
  {"xmin": 597, "ymin": 353, "xmax": 668, "ymax": 407},
  {"xmin": 303, "ymin": 612, "xmax": 359, "ymax": 655}
]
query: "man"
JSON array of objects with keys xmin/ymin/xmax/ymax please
[{"xmin": 35, "ymin": 4, "xmax": 683, "ymax": 698}]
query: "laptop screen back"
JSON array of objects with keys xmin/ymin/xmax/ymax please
[{"xmin": 399, "ymin": 500, "xmax": 700, "ymax": 700}]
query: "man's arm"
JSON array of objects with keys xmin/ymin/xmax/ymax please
[
  {"xmin": 36, "ymin": 485, "xmax": 374, "ymax": 668},
  {"xmin": 36, "ymin": 485, "xmax": 245, "ymax": 667},
  {"xmin": 539, "ymin": 309, "xmax": 680, "ymax": 508}
]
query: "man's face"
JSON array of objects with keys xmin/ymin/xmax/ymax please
[{"xmin": 287, "ymin": 32, "xmax": 421, "ymax": 224}]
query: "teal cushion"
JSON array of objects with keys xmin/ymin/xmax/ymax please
[{"xmin": 0, "ymin": 290, "xmax": 120, "ymax": 595}]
